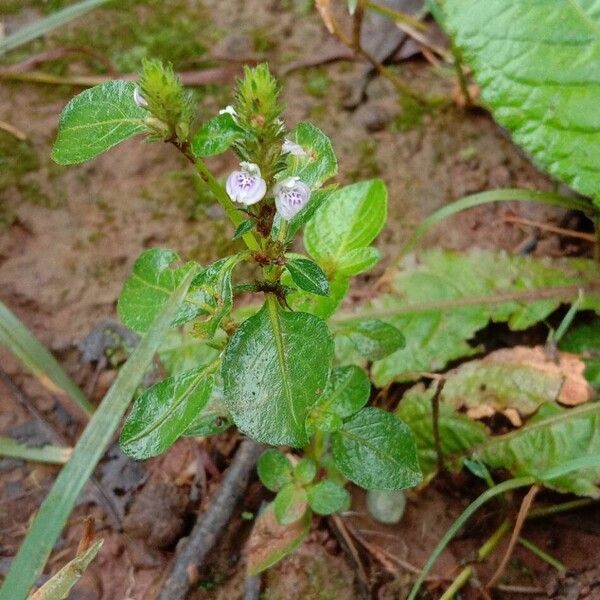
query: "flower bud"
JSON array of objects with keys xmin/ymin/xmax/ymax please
[
  {"xmin": 282, "ymin": 139, "xmax": 306, "ymax": 157},
  {"xmin": 274, "ymin": 176, "xmax": 310, "ymax": 220},
  {"xmin": 133, "ymin": 87, "xmax": 148, "ymax": 109},
  {"xmin": 226, "ymin": 162, "xmax": 267, "ymax": 206}
]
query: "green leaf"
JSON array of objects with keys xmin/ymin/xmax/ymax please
[
  {"xmin": 396, "ymin": 385, "xmax": 489, "ymax": 479},
  {"xmin": 336, "ymin": 319, "xmax": 405, "ymax": 361},
  {"xmin": 285, "ymin": 254, "xmax": 330, "ymax": 296},
  {"xmin": 443, "ymin": 0, "xmax": 600, "ymax": 205},
  {"xmin": 190, "ymin": 254, "xmax": 244, "ymax": 339},
  {"xmin": 159, "ymin": 328, "xmax": 220, "ymax": 376},
  {"xmin": 120, "ymin": 364, "xmax": 216, "ymax": 459},
  {"xmin": 283, "ymin": 122, "xmax": 337, "ymax": 189},
  {"xmin": 274, "ymin": 482, "xmax": 309, "ymax": 525},
  {"xmin": 476, "ymin": 402, "xmax": 600, "ymax": 498},
  {"xmin": 182, "ymin": 388, "xmax": 232, "ymax": 437},
  {"xmin": 233, "ymin": 219, "xmax": 256, "ymax": 240},
  {"xmin": 309, "ymin": 366, "xmax": 371, "ymax": 433},
  {"xmin": 0, "ymin": 267, "xmax": 197, "ymax": 600},
  {"xmin": 307, "ymin": 479, "xmax": 350, "ymax": 515},
  {"xmin": 118, "ymin": 248, "xmax": 203, "ymax": 334},
  {"xmin": 560, "ymin": 320, "xmax": 600, "ymax": 388},
  {"xmin": 222, "ymin": 298, "xmax": 333, "ymax": 446},
  {"xmin": 191, "ymin": 113, "xmax": 253, "ymax": 157},
  {"xmin": 337, "ymin": 247, "xmax": 381, "ymax": 276},
  {"xmin": 364, "ymin": 249, "xmax": 600, "ymax": 385},
  {"xmin": 347, "ymin": 0, "xmax": 359, "ymax": 14},
  {"xmin": 52, "ymin": 81, "xmax": 147, "ymax": 165},
  {"xmin": 257, "ymin": 449, "xmax": 293, "ymax": 492},
  {"xmin": 246, "ymin": 502, "xmax": 311, "ymax": 576},
  {"xmin": 287, "ymin": 273, "xmax": 349, "ymax": 319},
  {"xmin": 305, "ymin": 180, "xmax": 387, "ymax": 275},
  {"xmin": 331, "ymin": 407, "xmax": 422, "ymax": 490},
  {"xmin": 294, "ymin": 458, "xmax": 317, "ymax": 484},
  {"xmin": 272, "ymin": 188, "xmax": 336, "ymax": 241}
]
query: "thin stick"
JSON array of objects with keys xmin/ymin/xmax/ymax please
[
  {"xmin": 517, "ymin": 537, "xmax": 566, "ymax": 572},
  {"xmin": 496, "ymin": 584, "xmax": 545, "ymax": 595},
  {"xmin": 157, "ymin": 439, "xmax": 262, "ymax": 600},
  {"xmin": 431, "ymin": 379, "xmax": 445, "ymax": 474},
  {"xmin": 503, "ymin": 216, "xmax": 597, "ymax": 242},
  {"xmin": 486, "ymin": 485, "xmax": 540, "ymax": 589},
  {"xmin": 0, "ymin": 120, "xmax": 27, "ymax": 140}
]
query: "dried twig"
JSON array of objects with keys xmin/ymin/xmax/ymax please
[
  {"xmin": 431, "ymin": 378, "xmax": 446, "ymax": 474},
  {"xmin": 486, "ymin": 485, "xmax": 540, "ymax": 589},
  {"xmin": 503, "ymin": 215, "xmax": 597, "ymax": 242},
  {"xmin": 0, "ymin": 120, "xmax": 27, "ymax": 140},
  {"xmin": 157, "ymin": 439, "xmax": 262, "ymax": 600}
]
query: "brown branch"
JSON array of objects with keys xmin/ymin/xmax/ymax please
[
  {"xmin": 486, "ymin": 485, "xmax": 540, "ymax": 589},
  {"xmin": 431, "ymin": 378, "xmax": 446, "ymax": 474},
  {"xmin": 157, "ymin": 439, "xmax": 262, "ymax": 600}
]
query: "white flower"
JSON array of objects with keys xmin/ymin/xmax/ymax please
[
  {"xmin": 282, "ymin": 139, "xmax": 306, "ymax": 157},
  {"xmin": 226, "ymin": 162, "xmax": 266, "ymax": 206},
  {"xmin": 274, "ymin": 176, "xmax": 311, "ymax": 220},
  {"xmin": 219, "ymin": 105, "xmax": 237, "ymax": 117},
  {"xmin": 133, "ymin": 87, "xmax": 148, "ymax": 109}
]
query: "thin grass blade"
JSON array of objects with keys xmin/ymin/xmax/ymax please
[
  {"xmin": 0, "ymin": 300, "xmax": 93, "ymax": 417},
  {"xmin": 0, "ymin": 267, "xmax": 198, "ymax": 600},
  {"xmin": 0, "ymin": 436, "xmax": 71, "ymax": 464},
  {"xmin": 0, "ymin": 0, "xmax": 111, "ymax": 57}
]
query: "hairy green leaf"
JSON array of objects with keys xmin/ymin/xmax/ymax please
[
  {"xmin": 336, "ymin": 318, "xmax": 405, "ymax": 361},
  {"xmin": 396, "ymin": 385, "xmax": 489, "ymax": 478},
  {"xmin": 363, "ymin": 249, "xmax": 600, "ymax": 385},
  {"xmin": 283, "ymin": 122, "xmax": 337, "ymax": 189},
  {"xmin": 191, "ymin": 113, "xmax": 252, "ymax": 157},
  {"xmin": 476, "ymin": 402, "xmax": 600, "ymax": 498},
  {"xmin": 307, "ymin": 479, "xmax": 350, "ymax": 515},
  {"xmin": 287, "ymin": 272, "xmax": 350, "ymax": 319},
  {"xmin": 222, "ymin": 298, "xmax": 333, "ymax": 446},
  {"xmin": 285, "ymin": 254, "xmax": 330, "ymax": 296},
  {"xmin": 443, "ymin": 0, "xmax": 600, "ymax": 205},
  {"xmin": 337, "ymin": 247, "xmax": 381, "ymax": 276},
  {"xmin": 120, "ymin": 364, "xmax": 216, "ymax": 459},
  {"xmin": 294, "ymin": 458, "xmax": 317, "ymax": 484},
  {"xmin": 52, "ymin": 81, "xmax": 147, "ymax": 164},
  {"xmin": 182, "ymin": 387, "xmax": 232, "ymax": 437},
  {"xmin": 118, "ymin": 249, "xmax": 203, "ymax": 334},
  {"xmin": 305, "ymin": 179, "xmax": 387, "ymax": 276},
  {"xmin": 257, "ymin": 449, "xmax": 293, "ymax": 492},
  {"xmin": 159, "ymin": 328, "xmax": 220, "ymax": 376},
  {"xmin": 332, "ymin": 407, "xmax": 421, "ymax": 490}
]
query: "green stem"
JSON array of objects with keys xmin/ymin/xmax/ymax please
[
  {"xmin": 518, "ymin": 537, "xmax": 566, "ymax": 572},
  {"xmin": 450, "ymin": 42, "xmax": 472, "ymax": 106},
  {"xmin": 193, "ymin": 158, "xmax": 261, "ymax": 251},
  {"xmin": 439, "ymin": 567, "xmax": 472, "ymax": 600},
  {"xmin": 529, "ymin": 498, "xmax": 594, "ymax": 519},
  {"xmin": 395, "ymin": 188, "xmax": 596, "ymax": 263}
]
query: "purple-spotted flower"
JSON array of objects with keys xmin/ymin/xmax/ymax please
[
  {"xmin": 133, "ymin": 87, "xmax": 148, "ymax": 109},
  {"xmin": 274, "ymin": 176, "xmax": 311, "ymax": 220},
  {"xmin": 226, "ymin": 162, "xmax": 267, "ymax": 206},
  {"xmin": 282, "ymin": 139, "xmax": 306, "ymax": 157}
]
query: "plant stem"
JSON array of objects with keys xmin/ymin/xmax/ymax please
[
  {"xmin": 450, "ymin": 42, "xmax": 472, "ymax": 106},
  {"xmin": 518, "ymin": 537, "xmax": 566, "ymax": 572},
  {"xmin": 431, "ymin": 379, "xmax": 445, "ymax": 474},
  {"xmin": 529, "ymin": 498, "xmax": 594, "ymax": 519}
]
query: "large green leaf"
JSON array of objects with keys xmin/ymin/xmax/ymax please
[
  {"xmin": 304, "ymin": 179, "xmax": 387, "ymax": 276},
  {"xmin": 118, "ymin": 248, "xmax": 204, "ymax": 334},
  {"xmin": 120, "ymin": 364, "xmax": 216, "ymax": 459},
  {"xmin": 359, "ymin": 249, "xmax": 600, "ymax": 385},
  {"xmin": 396, "ymin": 385, "xmax": 489, "ymax": 478},
  {"xmin": 159, "ymin": 328, "xmax": 220, "ymax": 376},
  {"xmin": 222, "ymin": 298, "xmax": 333, "ymax": 446},
  {"xmin": 308, "ymin": 365, "xmax": 371, "ymax": 433},
  {"xmin": 442, "ymin": 0, "xmax": 600, "ymax": 205},
  {"xmin": 282, "ymin": 122, "xmax": 337, "ymax": 189},
  {"xmin": 331, "ymin": 407, "xmax": 422, "ymax": 490},
  {"xmin": 52, "ymin": 81, "xmax": 147, "ymax": 165},
  {"xmin": 285, "ymin": 254, "xmax": 330, "ymax": 296},
  {"xmin": 476, "ymin": 402, "xmax": 600, "ymax": 497},
  {"xmin": 287, "ymin": 272, "xmax": 350, "ymax": 319},
  {"xmin": 335, "ymin": 318, "xmax": 405, "ymax": 361},
  {"xmin": 0, "ymin": 268, "xmax": 198, "ymax": 600}
]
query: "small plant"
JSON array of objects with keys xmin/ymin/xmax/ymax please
[{"xmin": 51, "ymin": 60, "xmax": 421, "ymax": 568}]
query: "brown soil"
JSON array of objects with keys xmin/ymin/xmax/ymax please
[{"xmin": 0, "ymin": 1, "xmax": 598, "ymax": 599}]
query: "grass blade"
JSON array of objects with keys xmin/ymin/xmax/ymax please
[
  {"xmin": 0, "ymin": 267, "xmax": 198, "ymax": 600},
  {"xmin": 396, "ymin": 188, "xmax": 595, "ymax": 261},
  {"xmin": 0, "ymin": 300, "xmax": 94, "ymax": 418},
  {"xmin": 0, "ymin": 436, "xmax": 71, "ymax": 464},
  {"xmin": 28, "ymin": 539, "xmax": 103, "ymax": 600},
  {"xmin": 0, "ymin": 0, "xmax": 111, "ymax": 57}
]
